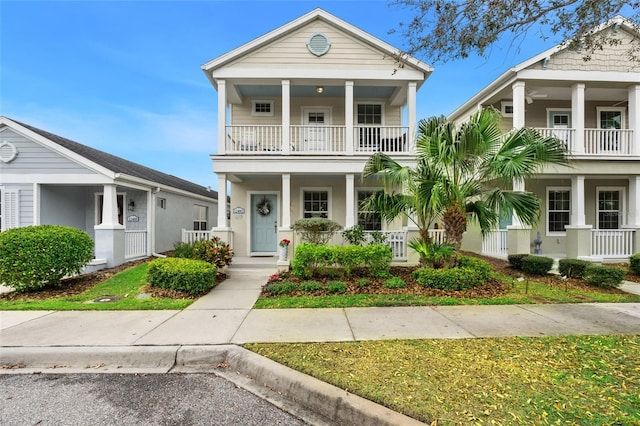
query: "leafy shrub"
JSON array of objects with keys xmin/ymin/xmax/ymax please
[
  {"xmin": 299, "ymin": 281, "xmax": 322, "ymax": 292},
  {"xmin": 412, "ymin": 256, "xmax": 492, "ymax": 291},
  {"xmin": 507, "ymin": 253, "xmax": 529, "ymax": 271},
  {"xmin": 558, "ymin": 259, "xmax": 591, "ymax": 278},
  {"xmin": 584, "ymin": 264, "xmax": 625, "ymax": 288},
  {"xmin": 0, "ymin": 225, "xmax": 94, "ymax": 292},
  {"xmin": 384, "ymin": 277, "xmax": 407, "ymax": 289},
  {"xmin": 342, "ymin": 225, "xmax": 366, "ymax": 245},
  {"xmin": 521, "ymin": 255, "xmax": 554, "ymax": 275},
  {"xmin": 357, "ymin": 278, "xmax": 371, "ymax": 288},
  {"xmin": 174, "ymin": 237, "xmax": 233, "ymax": 269},
  {"xmin": 368, "ymin": 231, "xmax": 388, "ymax": 245},
  {"xmin": 292, "ymin": 218, "xmax": 342, "ymax": 245},
  {"xmin": 147, "ymin": 258, "xmax": 217, "ymax": 295},
  {"xmin": 292, "ymin": 243, "xmax": 392, "ymax": 279},
  {"xmin": 326, "ymin": 281, "xmax": 347, "ymax": 293},
  {"xmin": 630, "ymin": 253, "xmax": 640, "ymax": 275},
  {"xmin": 409, "ymin": 239, "xmax": 455, "ymax": 268},
  {"xmin": 172, "ymin": 241, "xmax": 194, "ymax": 259},
  {"xmin": 263, "ymin": 281, "xmax": 298, "ymax": 295}
]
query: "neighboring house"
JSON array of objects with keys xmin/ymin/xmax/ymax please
[
  {"xmin": 201, "ymin": 8, "xmax": 433, "ymax": 263},
  {"xmin": 0, "ymin": 116, "xmax": 219, "ymax": 268},
  {"xmin": 449, "ymin": 16, "xmax": 640, "ymax": 261}
]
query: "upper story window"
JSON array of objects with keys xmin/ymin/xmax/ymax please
[
  {"xmin": 501, "ymin": 101, "xmax": 513, "ymax": 117},
  {"xmin": 357, "ymin": 104, "xmax": 383, "ymax": 149},
  {"xmin": 251, "ymin": 100, "xmax": 274, "ymax": 117}
]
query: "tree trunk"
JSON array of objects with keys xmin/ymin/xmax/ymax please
[{"xmin": 443, "ymin": 204, "xmax": 467, "ymax": 250}]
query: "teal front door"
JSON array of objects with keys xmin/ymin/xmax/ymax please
[{"xmin": 251, "ymin": 194, "xmax": 278, "ymax": 253}]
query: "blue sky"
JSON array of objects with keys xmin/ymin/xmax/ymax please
[{"xmin": 2, "ymin": 0, "xmax": 562, "ymax": 190}]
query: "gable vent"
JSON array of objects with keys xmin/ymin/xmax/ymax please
[{"xmin": 307, "ymin": 33, "xmax": 331, "ymax": 57}]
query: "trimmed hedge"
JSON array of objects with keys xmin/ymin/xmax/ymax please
[
  {"xmin": 147, "ymin": 258, "xmax": 217, "ymax": 295},
  {"xmin": 507, "ymin": 253, "xmax": 529, "ymax": 270},
  {"xmin": 412, "ymin": 256, "xmax": 492, "ymax": 291},
  {"xmin": 584, "ymin": 264, "xmax": 625, "ymax": 288},
  {"xmin": 0, "ymin": 225, "xmax": 94, "ymax": 292},
  {"xmin": 291, "ymin": 243, "xmax": 392, "ymax": 279},
  {"xmin": 630, "ymin": 253, "xmax": 640, "ymax": 275},
  {"xmin": 521, "ymin": 255, "xmax": 554, "ymax": 275},
  {"xmin": 558, "ymin": 258, "xmax": 591, "ymax": 278}
]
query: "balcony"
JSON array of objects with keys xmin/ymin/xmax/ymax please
[
  {"xmin": 535, "ymin": 128, "xmax": 635, "ymax": 156},
  {"xmin": 225, "ymin": 125, "xmax": 410, "ymax": 155}
]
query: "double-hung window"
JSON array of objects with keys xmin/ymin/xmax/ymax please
[
  {"xmin": 597, "ymin": 188, "xmax": 623, "ymax": 229},
  {"xmin": 303, "ymin": 190, "xmax": 329, "ymax": 219},
  {"xmin": 547, "ymin": 187, "xmax": 570, "ymax": 235},
  {"xmin": 193, "ymin": 205, "xmax": 208, "ymax": 231},
  {"xmin": 357, "ymin": 104, "xmax": 382, "ymax": 149},
  {"xmin": 357, "ymin": 190, "xmax": 382, "ymax": 231}
]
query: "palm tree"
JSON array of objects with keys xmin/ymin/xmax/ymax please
[{"xmin": 362, "ymin": 107, "xmax": 568, "ymax": 256}]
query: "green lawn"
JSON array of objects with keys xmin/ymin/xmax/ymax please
[
  {"xmin": 254, "ymin": 277, "xmax": 640, "ymax": 309},
  {"xmin": 0, "ymin": 263, "xmax": 193, "ymax": 310},
  {"xmin": 246, "ymin": 335, "xmax": 640, "ymax": 425}
]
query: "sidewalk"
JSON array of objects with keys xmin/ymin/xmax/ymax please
[{"xmin": 2, "ymin": 259, "xmax": 640, "ymax": 425}]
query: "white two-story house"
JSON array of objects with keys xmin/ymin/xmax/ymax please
[
  {"xmin": 450, "ymin": 16, "xmax": 640, "ymax": 261},
  {"xmin": 202, "ymin": 8, "xmax": 432, "ymax": 262}
]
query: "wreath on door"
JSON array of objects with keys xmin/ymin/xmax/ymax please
[{"xmin": 256, "ymin": 196, "xmax": 272, "ymax": 216}]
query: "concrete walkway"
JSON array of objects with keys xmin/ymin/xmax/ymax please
[
  {"xmin": 2, "ymin": 258, "xmax": 640, "ymax": 347},
  {"xmin": 2, "ymin": 258, "xmax": 640, "ymax": 426}
]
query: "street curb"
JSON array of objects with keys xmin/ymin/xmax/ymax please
[
  {"xmin": 0, "ymin": 346, "xmax": 178, "ymax": 374},
  {"xmin": 176, "ymin": 345, "xmax": 425, "ymax": 426},
  {"xmin": 1, "ymin": 344, "xmax": 425, "ymax": 425}
]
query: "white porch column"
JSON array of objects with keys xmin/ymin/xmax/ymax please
[
  {"xmin": 98, "ymin": 184, "xmax": 121, "ymax": 227},
  {"xmin": 94, "ymin": 184, "xmax": 125, "ymax": 267},
  {"xmin": 345, "ymin": 81, "xmax": 354, "ymax": 155},
  {"xmin": 629, "ymin": 85, "xmax": 640, "ymax": 156},
  {"xmin": 407, "ymin": 81, "xmax": 417, "ymax": 153},
  {"xmin": 282, "ymin": 80, "xmax": 291, "ymax": 155},
  {"xmin": 512, "ymin": 81, "xmax": 526, "ymax": 129},
  {"xmin": 345, "ymin": 174, "xmax": 355, "ymax": 229},
  {"xmin": 511, "ymin": 178, "xmax": 525, "ymax": 227},
  {"xmin": 629, "ymin": 176, "xmax": 640, "ymax": 227},
  {"xmin": 281, "ymin": 173, "xmax": 291, "ymax": 229},
  {"xmin": 216, "ymin": 173, "xmax": 228, "ymax": 230},
  {"xmin": 217, "ymin": 79, "xmax": 227, "ymax": 155},
  {"xmin": 570, "ymin": 175, "xmax": 586, "ymax": 226},
  {"xmin": 571, "ymin": 83, "xmax": 585, "ymax": 154}
]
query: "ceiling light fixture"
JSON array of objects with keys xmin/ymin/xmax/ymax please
[{"xmin": 316, "ymin": 86, "xmax": 324, "ymax": 94}]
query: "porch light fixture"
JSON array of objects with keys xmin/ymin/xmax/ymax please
[
  {"xmin": 128, "ymin": 200, "xmax": 135, "ymax": 211},
  {"xmin": 316, "ymin": 86, "xmax": 324, "ymax": 94}
]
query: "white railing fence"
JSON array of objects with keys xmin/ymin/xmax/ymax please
[
  {"xmin": 354, "ymin": 126, "xmax": 409, "ymax": 153},
  {"xmin": 182, "ymin": 229, "xmax": 213, "ymax": 244},
  {"xmin": 584, "ymin": 129, "xmax": 633, "ymax": 155},
  {"xmin": 125, "ymin": 230, "xmax": 147, "ymax": 259},
  {"xmin": 590, "ymin": 229, "xmax": 635, "ymax": 258},
  {"xmin": 290, "ymin": 125, "xmax": 346, "ymax": 153},
  {"xmin": 427, "ymin": 229, "xmax": 446, "ymax": 244},
  {"xmin": 226, "ymin": 125, "xmax": 283, "ymax": 152},
  {"xmin": 364, "ymin": 230, "xmax": 407, "ymax": 261},
  {"xmin": 482, "ymin": 230, "xmax": 509, "ymax": 257},
  {"xmin": 535, "ymin": 128, "xmax": 575, "ymax": 152}
]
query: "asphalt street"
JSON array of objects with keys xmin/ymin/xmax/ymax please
[{"xmin": 0, "ymin": 373, "xmax": 307, "ymax": 426}]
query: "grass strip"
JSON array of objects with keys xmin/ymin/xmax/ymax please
[{"xmin": 246, "ymin": 335, "xmax": 640, "ymax": 425}]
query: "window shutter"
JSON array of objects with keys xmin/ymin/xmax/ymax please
[{"xmin": 2, "ymin": 189, "xmax": 19, "ymax": 230}]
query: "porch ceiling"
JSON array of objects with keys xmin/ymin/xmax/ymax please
[
  {"xmin": 236, "ymin": 84, "xmax": 397, "ymax": 99},
  {"xmin": 487, "ymin": 83, "xmax": 631, "ymax": 105}
]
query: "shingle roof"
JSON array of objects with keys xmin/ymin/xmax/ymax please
[{"xmin": 11, "ymin": 119, "xmax": 217, "ymax": 200}]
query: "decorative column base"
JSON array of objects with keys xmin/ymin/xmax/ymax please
[
  {"xmin": 94, "ymin": 226, "xmax": 125, "ymax": 267},
  {"xmin": 565, "ymin": 225, "xmax": 593, "ymax": 260},
  {"xmin": 405, "ymin": 227, "xmax": 421, "ymax": 265},
  {"xmin": 507, "ymin": 226, "xmax": 532, "ymax": 256}
]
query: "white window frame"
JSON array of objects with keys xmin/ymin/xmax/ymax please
[
  {"xmin": 546, "ymin": 108, "xmax": 572, "ymax": 128},
  {"xmin": 193, "ymin": 204, "xmax": 208, "ymax": 231},
  {"xmin": 356, "ymin": 188, "xmax": 384, "ymax": 231},
  {"xmin": 251, "ymin": 100, "xmax": 274, "ymax": 117},
  {"xmin": 546, "ymin": 186, "xmax": 571, "ymax": 236},
  {"xmin": 300, "ymin": 187, "xmax": 332, "ymax": 220},
  {"xmin": 596, "ymin": 107, "xmax": 626, "ymax": 129},
  {"xmin": 354, "ymin": 102, "xmax": 385, "ymax": 125},
  {"xmin": 501, "ymin": 101, "xmax": 513, "ymax": 117},
  {"xmin": 157, "ymin": 197, "xmax": 167, "ymax": 209},
  {"xmin": 596, "ymin": 186, "xmax": 625, "ymax": 230}
]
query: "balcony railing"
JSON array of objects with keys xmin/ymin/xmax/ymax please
[
  {"xmin": 225, "ymin": 125, "xmax": 410, "ymax": 155},
  {"xmin": 182, "ymin": 229, "xmax": 213, "ymax": 244},
  {"xmin": 590, "ymin": 229, "xmax": 635, "ymax": 258},
  {"xmin": 534, "ymin": 128, "xmax": 634, "ymax": 156},
  {"xmin": 125, "ymin": 230, "xmax": 147, "ymax": 259}
]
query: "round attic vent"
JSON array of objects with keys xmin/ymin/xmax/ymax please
[
  {"xmin": 0, "ymin": 142, "xmax": 18, "ymax": 163},
  {"xmin": 307, "ymin": 33, "xmax": 331, "ymax": 56}
]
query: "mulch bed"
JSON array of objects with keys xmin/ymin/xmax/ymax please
[{"xmin": 262, "ymin": 251, "xmax": 635, "ymax": 298}]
